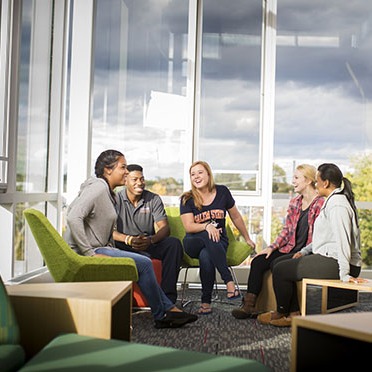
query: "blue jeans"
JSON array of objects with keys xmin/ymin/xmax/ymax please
[
  {"xmin": 95, "ymin": 247, "xmax": 174, "ymax": 320},
  {"xmin": 183, "ymin": 231, "xmax": 232, "ymax": 304},
  {"xmin": 115, "ymin": 236, "xmax": 183, "ymax": 304}
]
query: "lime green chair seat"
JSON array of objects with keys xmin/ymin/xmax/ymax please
[{"xmin": 23, "ymin": 208, "xmax": 138, "ymax": 283}]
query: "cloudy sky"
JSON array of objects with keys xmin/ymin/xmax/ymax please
[{"xmin": 90, "ymin": 0, "xmax": 371, "ymax": 184}]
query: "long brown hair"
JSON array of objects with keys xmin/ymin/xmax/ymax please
[{"xmin": 180, "ymin": 160, "xmax": 216, "ymax": 210}]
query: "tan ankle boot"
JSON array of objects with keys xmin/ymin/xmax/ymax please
[{"xmin": 231, "ymin": 293, "xmax": 258, "ymax": 319}]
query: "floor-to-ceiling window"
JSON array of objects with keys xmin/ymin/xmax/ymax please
[
  {"xmin": 0, "ymin": 0, "xmax": 9, "ymax": 194},
  {"xmin": 0, "ymin": 0, "xmax": 66, "ymax": 281},
  {"xmin": 88, "ymin": 0, "xmax": 270, "ymax": 255},
  {"xmin": 198, "ymin": 0, "xmax": 262, "ymax": 192},
  {"xmin": 197, "ymin": 0, "xmax": 267, "ymax": 252},
  {"xmin": 274, "ymin": 0, "xmax": 372, "ymax": 268},
  {"xmin": 91, "ymin": 0, "xmax": 192, "ymax": 195},
  {"xmin": 1, "ymin": 1, "xmax": 371, "ymax": 280},
  {"xmin": 275, "ymin": 1, "xmax": 372, "ymax": 173}
]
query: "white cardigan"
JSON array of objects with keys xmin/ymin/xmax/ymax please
[{"xmin": 300, "ymin": 188, "xmax": 362, "ymax": 282}]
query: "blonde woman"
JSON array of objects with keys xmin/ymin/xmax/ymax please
[
  {"xmin": 180, "ymin": 161, "xmax": 256, "ymax": 314},
  {"xmin": 232, "ymin": 164, "xmax": 324, "ymax": 319}
]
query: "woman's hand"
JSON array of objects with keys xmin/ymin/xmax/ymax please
[
  {"xmin": 256, "ymin": 247, "xmax": 274, "ymax": 258},
  {"xmin": 205, "ymin": 223, "xmax": 222, "ymax": 242},
  {"xmin": 246, "ymin": 238, "xmax": 256, "ymax": 250},
  {"xmin": 349, "ymin": 277, "xmax": 368, "ymax": 284},
  {"xmin": 292, "ymin": 252, "xmax": 303, "ymax": 259}
]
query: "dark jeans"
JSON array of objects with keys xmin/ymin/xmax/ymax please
[
  {"xmin": 116, "ymin": 236, "xmax": 183, "ymax": 304},
  {"xmin": 95, "ymin": 246, "xmax": 173, "ymax": 320},
  {"xmin": 247, "ymin": 250, "xmax": 295, "ymax": 295},
  {"xmin": 272, "ymin": 253, "xmax": 361, "ymax": 314},
  {"xmin": 183, "ymin": 231, "xmax": 231, "ymax": 304}
]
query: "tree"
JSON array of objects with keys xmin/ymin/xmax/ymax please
[
  {"xmin": 346, "ymin": 153, "xmax": 372, "ymax": 267},
  {"xmin": 272, "ymin": 163, "xmax": 291, "ymax": 193},
  {"xmin": 215, "ymin": 173, "xmax": 245, "ymax": 190}
]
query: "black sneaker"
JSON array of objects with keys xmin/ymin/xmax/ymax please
[
  {"xmin": 165, "ymin": 311, "xmax": 198, "ymax": 324},
  {"xmin": 154, "ymin": 314, "xmax": 190, "ymax": 329}
]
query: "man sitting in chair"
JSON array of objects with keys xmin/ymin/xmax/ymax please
[{"xmin": 114, "ymin": 164, "xmax": 183, "ymax": 304}]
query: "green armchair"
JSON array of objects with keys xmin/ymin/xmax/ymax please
[{"xmin": 23, "ymin": 208, "xmax": 138, "ymax": 283}]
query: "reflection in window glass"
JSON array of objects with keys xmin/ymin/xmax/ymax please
[
  {"xmin": 199, "ymin": 0, "xmax": 262, "ymax": 192},
  {"xmin": 0, "ymin": 7, "xmax": 4, "ymax": 163},
  {"xmin": 17, "ymin": 1, "xmax": 51, "ymax": 193},
  {"xmin": 275, "ymin": 0, "xmax": 372, "ymax": 179},
  {"xmin": 14, "ymin": 1, "xmax": 53, "ymax": 277},
  {"xmin": 275, "ymin": 1, "xmax": 372, "ymax": 268},
  {"xmin": 0, "ymin": 159, "xmax": 7, "ymax": 191},
  {"xmin": 92, "ymin": 0, "xmax": 190, "ymax": 195},
  {"xmin": 14, "ymin": 201, "xmax": 46, "ymax": 277}
]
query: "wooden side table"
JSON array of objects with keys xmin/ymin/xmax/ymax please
[
  {"xmin": 301, "ymin": 278, "xmax": 372, "ymax": 315},
  {"xmin": 291, "ymin": 312, "xmax": 372, "ymax": 371},
  {"xmin": 7, "ymin": 281, "xmax": 132, "ymax": 358}
]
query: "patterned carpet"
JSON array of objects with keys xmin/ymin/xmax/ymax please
[{"xmin": 131, "ymin": 286, "xmax": 372, "ymax": 372}]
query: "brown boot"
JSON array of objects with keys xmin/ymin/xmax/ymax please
[{"xmin": 231, "ymin": 293, "xmax": 258, "ymax": 319}]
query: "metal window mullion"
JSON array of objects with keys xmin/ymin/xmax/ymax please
[
  {"xmin": 260, "ymin": 0, "xmax": 277, "ymax": 246},
  {"xmin": 65, "ymin": 0, "xmax": 95, "ymax": 205}
]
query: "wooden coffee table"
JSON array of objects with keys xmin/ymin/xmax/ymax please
[
  {"xmin": 7, "ymin": 281, "xmax": 132, "ymax": 358},
  {"xmin": 301, "ymin": 278, "xmax": 372, "ymax": 315},
  {"xmin": 291, "ymin": 311, "xmax": 372, "ymax": 371}
]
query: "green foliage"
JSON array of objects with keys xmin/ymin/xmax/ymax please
[
  {"xmin": 215, "ymin": 173, "xmax": 245, "ymax": 190},
  {"xmin": 243, "ymin": 176, "xmax": 257, "ymax": 191},
  {"xmin": 346, "ymin": 153, "xmax": 372, "ymax": 202},
  {"xmin": 271, "ymin": 214, "xmax": 283, "ymax": 243},
  {"xmin": 15, "ymin": 203, "xmax": 26, "ymax": 260},
  {"xmin": 147, "ymin": 177, "xmax": 183, "ymax": 196},
  {"xmin": 346, "ymin": 153, "xmax": 372, "ymax": 267},
  {"xmin": 273, "ymin": 163, "xmax": 292, "ymax": 193},
  {"xmin": 358, "ymin": 210, "xmax": 372, "ymax": 267}
]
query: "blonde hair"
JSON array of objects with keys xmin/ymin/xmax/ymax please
[
  {"xmin": 180, "ymin": 160, "xmax": 216, "ymax": 210},
  {"xmin": 296, "ymin": 164, "xmax": 316, "ymax": 188}
]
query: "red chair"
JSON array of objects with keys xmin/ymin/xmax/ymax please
[{"xmin": 132, "ymin": 258, "xmax": 162, "ymax": 308}]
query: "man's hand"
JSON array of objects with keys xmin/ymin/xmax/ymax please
[{"xmin": 131, "ymin": 235, "xmax": 151, "ymax": 251}]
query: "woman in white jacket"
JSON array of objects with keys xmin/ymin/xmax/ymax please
[{"xmin": 257, "ymin": 163, "xmax": 365, "ymax": 327}]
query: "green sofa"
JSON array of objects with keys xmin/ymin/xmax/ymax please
[
  {"xmin": 18, "ymin": 333, "xmax": 270, "ymax": 371},
  {"xmin": 1, "ymin": 275, "xmax": 270, "ymax": 371}
]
